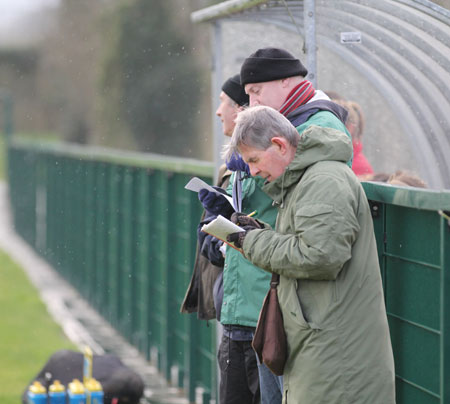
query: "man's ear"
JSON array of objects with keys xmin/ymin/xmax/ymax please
[{"xmin": 271, "ymin": 137, "xmax": 289, "ymax": 154}]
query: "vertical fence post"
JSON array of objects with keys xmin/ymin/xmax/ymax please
[
  {"xmin": 0, "ymin": 88, "xmax": 13, "ymax": 139},
  {"xmin": 303, "ymin": 0, "xmax": 317, "ymax": 88}
]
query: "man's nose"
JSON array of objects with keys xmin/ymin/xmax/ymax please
[
  {"xmin": 249, "ymin": 165, "xmax": 259, "ymax": 176},
  {"xmin": 215, "ymin": 107, "xmax": 221, "ymax": 117},
  {"xmin": 249, "ymin": 97, "xmax": 259, "ymax": 107}
]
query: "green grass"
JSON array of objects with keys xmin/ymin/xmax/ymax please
[{"xmin": 0, "ymin": 248, "xmax": 76, "ymax": 403}]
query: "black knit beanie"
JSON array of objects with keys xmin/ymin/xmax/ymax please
[
  {"xmin": 240, "ymin": 48, "xmax": 308, "ymax": 86},
  {"xmin": 222, "ymin": 74, "xmax": 249, "ymax": 106}
]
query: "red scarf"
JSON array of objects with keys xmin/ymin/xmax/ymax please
[{"xmin": 279, "ymin": 80, "xmax": 315, "ymax": 117}]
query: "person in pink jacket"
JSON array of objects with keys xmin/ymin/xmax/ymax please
[{"xmin": 330, "ymin": 97, "xmax": 374, "ymax": 178}]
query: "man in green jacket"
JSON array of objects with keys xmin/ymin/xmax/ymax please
[
  {"xmin": 197, "ymin": 74, "xmax": 276, "ymax": 404},
  {"xmin": 226, "ymin": 106, "xmax": 395, "ymax": 404},
  {"xmin": 199, "ymin": 48, "xmax": 352, "ymax": 404}
]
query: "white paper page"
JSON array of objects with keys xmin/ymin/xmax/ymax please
[
  {"xmin": 201, "ymin": 215, "xmax": 244, "ymax": 251},
  {"xmin": 185, "ymin": 177, "xmax": 234, "ymax": 208}
]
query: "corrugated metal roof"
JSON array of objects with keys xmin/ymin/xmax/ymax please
[{"xmin": 191, "ymin": 0, "xmax": 450, "ymax": 188}]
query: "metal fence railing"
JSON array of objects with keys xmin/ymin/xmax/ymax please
[
  {"xmin": 7, "ymin": 138, "xmax": 216, "ymax": 403},
  {"xmin": 363, "ymin": 181, "xmax": 450, "ymax": 403},
  {"xmin": 7, "ymin": 138, "xmax": 450, "ymax": 403}
]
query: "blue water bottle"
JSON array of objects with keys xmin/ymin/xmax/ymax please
[
  {"xmin": 49, "ymin": 380, "xmax": 66, "ymax": 404},
  {"xmin": 68, "ymin": 379, "xmax": 86, "ymax": 404},
  {"xmin": 27, "ymin": 381, "xmax": 47, "ymax": 404},
  {"xmin": 85, "ymin": 378, "xmax": 104, "ymax": 404}
]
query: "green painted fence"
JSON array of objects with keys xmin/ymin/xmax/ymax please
[
  {"xmin": 7, "ymin": 138, "xmax": 217, "ymax": 403},
  {"xmin": 362, "ymin": 182, "xmax": 450, "ymax": 403},
  {"xmin": 6, "ymin": 138, "xmax": 450, "ymax": 403}
]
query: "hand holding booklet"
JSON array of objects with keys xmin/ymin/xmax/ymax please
[
  {"xmin": 201, "ymin": 215, "xmax": 244, "ymax": 251},
  {"xmin": 184, "ymin": 177, "xmax": 235, "ymax": 209}
]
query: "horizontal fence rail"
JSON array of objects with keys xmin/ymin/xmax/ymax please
[
  {"xmin": 7, "ymin": 139, "xmax": 216, "ymax": 403},
  {"xmin": 7, "ymin": 138, "xmax": 450, "ymax": 403}
]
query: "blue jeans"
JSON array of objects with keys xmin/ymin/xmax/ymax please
[{"xmin": 257, "ymin": 360, "xmax": 283, "ymax": 404}]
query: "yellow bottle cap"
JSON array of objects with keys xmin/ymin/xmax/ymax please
[
  {"xmin": 49, "ymin": 379, "xmax": 65, "ymax": 392},
  {"xmin": 84, "ymin": 377, "xmax": 103, "ymax": 391},
  {"xmin": 68, "ymin": 379, "xmax": 85, "ymax": 394},
  {"xmin": 29, "ymin": 381, "xmax": 46, "ymax": 393},
  {"xmin": 84, "ymin": 346, "xmax": 93, "ymax": 357}
]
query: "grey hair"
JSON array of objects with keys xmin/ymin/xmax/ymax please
[{"xmin": 223, "ymin": 106, "xmax": 299, "ymax": 161}]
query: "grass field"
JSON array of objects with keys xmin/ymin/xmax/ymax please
[{"xmin": 0, "ymin": 248, "xmax": 76, "ymax": 403}]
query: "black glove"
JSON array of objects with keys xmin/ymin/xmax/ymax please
[
  {"xmin": 198, "ymin": 187, "xmax": 234, "ymax": 219},
  {"xmin": 227, "ymin": 212, "xmax": 263, "ymax": 249},
  {"xmin": 230, "ymin": 212, "xmax": 264, "ymax": 229},
  {"xmin": 226, "ymin": 231, "xmax": 246, "ymax": 249}
]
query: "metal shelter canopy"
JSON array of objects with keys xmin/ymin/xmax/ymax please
[{"xmin": 191, "ymin": 0, "xmax": 450, "ymax": 189}]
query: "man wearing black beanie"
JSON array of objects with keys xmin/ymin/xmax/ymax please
[
  {"xmin": 240, "ymin": 47, "xmax": 351, "ymax": 138},
  {"xmin": 216, "ymin": 74, "xmax": 249, "ymax": 137},
  {"xmin": 184, "ymin": 74, "xmax": 267, "ymax": 404},
  {"xmin": 182, "ymin": 73, "xmax": 248, "ymax": 324},
  {"xmin": 236, "ymin": 48, "xmax": 353, "ymax": 403},
  {"xmin": 196, "ymin": 72, "xmax": 283, "ymax": 404}
]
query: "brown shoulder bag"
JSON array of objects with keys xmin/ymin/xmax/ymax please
[{"xmin": 252, "ymin": 273, "xmax": 288, "ymax": 376}]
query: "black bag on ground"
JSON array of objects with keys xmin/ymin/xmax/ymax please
[{"xmin": 21, "ymin": 350, "xmax": 144, "ymax": 404}]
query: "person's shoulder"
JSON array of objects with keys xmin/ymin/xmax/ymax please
[
  {"xmin": 297, "ymin": 110, "xmax": 350, "ymax": 142},
  {"xmin": 305, "ymin": 158, "xmax": 348, "ymax": 174},
  {"xmin": 217, "ymin": 164, "xmax": 232, "ymax": 188},
  {"xmin": 304, "ymin": 110, "xmax": 345, "ymax": 129},
  {"xmin": 300, "ymin": 162, "xmax": 362, "ymax": 205},
  {"xmin": 303, "ymin": 160, "xmax": 357, "ymax": 188}
]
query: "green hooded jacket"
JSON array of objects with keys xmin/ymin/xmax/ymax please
[
  {"xmin": 220, "ymin": 109, "xmax": 352, "ymax": 328},
  {"xmin": 243, "ymin": 126, "xmax": 395, "ymax": 403}
]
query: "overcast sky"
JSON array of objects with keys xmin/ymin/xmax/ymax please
[
  {"xmin": 0, "ymin": 0, "xmax": 59, "ymax": 27},
  {"xmin": 0, "ymin": 0, "xmax": 60, "ymax": 45}
]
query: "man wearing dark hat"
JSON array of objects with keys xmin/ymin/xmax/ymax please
[
  {"xmin": 183, "ymin": 74, "xmax": 276, "ymax": 404},
  {"xmin": 195, "ymin": 73, "xmax": 284, "ymax": 404},
  {"xmin": 216, "ymin": 49, "xmax": 350, "ymax": 402},
  {"xmin": 181, "ymin": 74, "xmax": 248, "ymax": 322},
  {"xmin": 240, "ymin": 47, "xmax": 350, "ymax": 138},
  {"xmin": 216, "ymin": 74, "xmax": 249, "ymax": 136}
]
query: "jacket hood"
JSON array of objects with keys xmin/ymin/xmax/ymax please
[{"xmin": 263, "ymin": 125, "xmax": 352, "ymax": 204}]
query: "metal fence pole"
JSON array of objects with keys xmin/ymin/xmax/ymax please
[
  {"xmin": 303, "ymin": 0, "xmax": 317, "ymax": 88},
  {"xmin": 212, "ymin": 21, "xmax": 223, "ymax": 184},
  {"xmin": 0, "ymin": 88, "xmax": 13, "ymax": 138}
]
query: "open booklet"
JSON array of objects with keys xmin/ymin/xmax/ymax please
[
  {"xmin": 201, "ymin": 215, "xmax": 244, "ymax": 252},
  {"xmin": 184, "ymin": 177, "xmax": 235, "ymax": 210}
]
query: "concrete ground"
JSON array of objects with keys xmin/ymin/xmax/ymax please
[{"xmin": 0, "ymin": 182, "xmax": 189, "ymax": 404}]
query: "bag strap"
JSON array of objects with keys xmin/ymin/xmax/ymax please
[{"xmin": 270, "ymin": 273, "xmax": 280, "ymax": 288}]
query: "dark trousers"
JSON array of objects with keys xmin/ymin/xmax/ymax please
[{"xmin": 218, "ymin": 334, "xmax": 260, "ymax": 404}]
